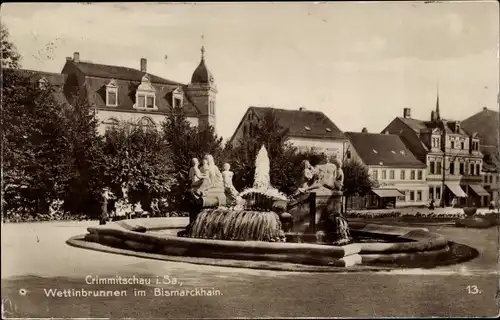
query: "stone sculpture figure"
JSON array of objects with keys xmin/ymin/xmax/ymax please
[
  {"xmin": 296, "ymin": 160, "xmax": 343, "ymax": 195},
  {"xmin": 189, "ymin": 158, "xmax": 206, "ymax": 195},
  {"xmin": 222, "ymin": 163, "xmax": 239, "ymax": 204},
  {"xmin": 206, "ymin": 155, "xmax": 224, "ymax": 189}
]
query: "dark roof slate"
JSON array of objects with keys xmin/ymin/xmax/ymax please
[
  {"xmin": 249, "ymin": 106, "xmax": 346, "ymax": 140},
  {"xmin": 345, "ymin": 132, "xmax": 426, "ymax": 168}
]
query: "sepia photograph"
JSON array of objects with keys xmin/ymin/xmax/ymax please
[{"xmin": 1, "ymin": 1, "xmax": 499, "ymax": 318}]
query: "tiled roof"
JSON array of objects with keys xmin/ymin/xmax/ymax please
[
  {"xmin": 249, "ymin": 107, "xmax": 346, "ymax": 140},
  {"xmin": 345, "ymin": 132, "xmax": 426, "ymax": 168},
  {"xmin": 462, "ymin": 107, "xmax": 499, "ymax": 147},
  {"xmin": 12, "ymin": 69, "xmax": 68, "ymax": 105},
  {"xmin": 82, "ymin": 77, "xmax": 200, "ymax": 117},
  {"xmin": 72, "ymin": 61, "xmax": 183, "ymax": 85},
  {"xmin": 63, "ymin": 60, "xmax": 200, "ymax": 117},
  {"xmin": 398, "ymin": 117, "xmax": 469, "ymax": 135}
]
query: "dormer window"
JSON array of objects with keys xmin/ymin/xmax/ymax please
[
  {"xmin": 38, "ymin": 77, "xmax": 48, "ymax": 90},
  {"xmin": 106, "ymin": 79, "xmax": 118, "ymax": 107},
  {"xmin": 135, "ymin": 74, "xmax": 157, "ymax": 110},
  {"xmin": 172, "ymin": 87, "xmax": 183, "ymax": 109}
]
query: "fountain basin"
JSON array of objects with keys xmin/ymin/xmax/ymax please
[{"xmin": 67, "ymin": 217, "xmax": 473, "ymax": 269}]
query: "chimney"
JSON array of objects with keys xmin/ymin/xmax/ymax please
[
  {"xmin": 73, "ymin": 52, "xmax": 80, "ymax": 63},
  {"xmin": 361, "ymin": 127, "xmax": 368, "ymax": 133},
  {"xmin": 483, "ymin": 106, "xmax": 488, "ymax": 111},
  {"xmin": 140, "ymin": 58, "xmax": 147, "ymax": 72},
  {"xmin": 66, "ymin": 57, "xmax": 72, "ymax": 61},
  {"xmin": 403, "ymin": 108, "xmax": 411, "ymax": 119}
]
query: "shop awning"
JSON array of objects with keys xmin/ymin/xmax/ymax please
[
  {"xmin": 445, "ymin": 182, "xmax": 467, "ymax": 198},
  {"xmin": 468, "ymin": 184, "xmax": 490, "ymax": 197},
  {"xmin": 372, "ymin": 188, "xmax": 404, "ymax": 198}
]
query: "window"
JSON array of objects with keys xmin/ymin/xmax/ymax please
[
  {"xmin": 106, "ymin": 80, "xmax": 118, "ymax": 107},
  {"xmin": 461, "ymin": 142, "xmax": 465, "ymax": 150},
  {"xmin": 410, "ymin": 191, "xmax": 415, "ymax": 201},
  {"xmin": 138, "ymin": 117, "xmax": 156, "ymax": 131},
  {"xmin": 209, "ymin": 101, "xmax": 215, "ymax": 115},
  {"xmin": 174, "ymin": 97, "xmax": 182, "ymax": 108},
  {"xmin": 490, "ymin": 175, "xmax": 494, "ymax": 184},
  {"xmin": 429, "ymin": 161, "xmax": 435, "ymax": 174},
  {"xmin": 104, "ymin": 118, "xmax": 119, "ymax": 131},
  {"xmin": 410, "ymin": 170, "xmax": 416, "ymax": 180},
  {"xmin": 436, "ymin": 161, "xmax": 442, "ymax": 175},
  {"xmin": 449, "ymin": 162, "xmax": 455, "ymax": 175},
  {"xmin": 418, "ymin": 170, "xmax": 423, "ymax": 180},
  {"xmin": 389, "ymin": 170, "xmax": 395, "ymax": 180},
  {"xmin": 432, "ymin": 137, "xmax": 440, "ymax": 148},
  {"xmin": 459, "ymin": 163, "xmax": 465, "ymax": 175},
  {"xmin": 470, "ymin": 164, "xmax": 475, "ymax": 176},
  {"xmin": 346, "ymin": 151, "xmax": 351, "ymax": 159},
  {"xmin": 400, "ymin": 170, "xmax": 406, "ymax": 180},
  {"xmin": 451, "ymin": 141, "xmax": 455, "ymax": 149},
  {"xmin": 146, "ymin": 96, "xmax": 155, "ymax": 108},
  {"xmin": 372, "ymin": 170, "xmax": 378, "ymax": 180},
  {"xmin": 137, "ymin": 95, "xmax": 146, "ymax": 108},
  {"xmin": 397, "ymin": 194, "xmax": 406, "ymax": 201},
  {"xmin": 428, "ymin": 186, "xmax": 434, "ymax": 200},
  {"xmin": 135, "ymin": 74, "xmax": 157, "ymax": 110},
  {"xmin": 417, "ymin": 191, "xmax": 422, "ymax": 201},
  {"xmin": 476, "ymin": 164, "xmax": 480, "ymax": 175},
  {"xmin": 243, "ymin": 126, "xmax": 247, "ymax": 137},
  {"xmin": 436, "ymin": 187, "xmax": 441, "ymax": 199},
  {"xmin": 381, "ymin": 170, "xmax": 386, "ymax": 180}
]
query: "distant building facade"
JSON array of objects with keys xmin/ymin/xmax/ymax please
[
  {"xmin": 382, "ymin": 96, "xmax": 485, "ymax": 207},
  {"xmin": 462, "ymin": 107, "xmax": 500, "ymax": 206},
  {"xmin": 14, "ymin": 48, "xmax": 217, "ymax": 135},
  {"xmin": 229, "ymin": 107, "xmax": 348, "ymax": 161},
  {"xmin": 345, "ymin": 130, "xmax": 427, "ymax": 209}
]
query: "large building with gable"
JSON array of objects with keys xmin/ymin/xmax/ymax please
[
  {"xmin": 13, "ymin": 47, "xmax": 217, "ymax": 135},
  {"xmin": 382, "ymin": 96, "xmax": 486, "ymax": 207},
  {"xmin": 229, "ymin": 107, "xmax": 348, "ymax": 161}
]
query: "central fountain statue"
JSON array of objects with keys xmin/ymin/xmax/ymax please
[{"xmin": 181, "ymin": 146, "xmax": 350, "ymax": 245}]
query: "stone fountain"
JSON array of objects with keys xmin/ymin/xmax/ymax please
[
  {"xmin": 182, "ymin": 145, "xmax": 351, "ymax": 245},
  {"xmin": 72, "ymin": 145, "xmax": 476, "ymax": 270}
]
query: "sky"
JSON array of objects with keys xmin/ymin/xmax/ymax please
[{"xmin": 1, "ymin": 2, "xmax": 499, "ymax": 139}]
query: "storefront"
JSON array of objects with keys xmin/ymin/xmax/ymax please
[
  {"xmin": 467, "ymin": 184, "xmax": 490, "ymax": 207},
  {"xmin": 443, "ymin": 182, "xmax": 467, "ymax": 207},
  {"xmin": 367, "ymin": 188, "xmax": 404, "ymax": 209}
]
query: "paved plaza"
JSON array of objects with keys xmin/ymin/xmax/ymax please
[{"xmin": 1, "ymin": 219, "xmax": 498, "ymax": 318}]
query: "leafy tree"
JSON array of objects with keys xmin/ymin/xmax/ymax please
[
  {"xmin": 2, "ymin": 69, "xmax": 70, "ymax": 216},
  {"xmin": 341, "ymin": 159, "xmax": 376, "ymax": 211},
  {"xmin": 61, "ymin": 90, "xmax": 104, "ymax": 217},
  {"xmin": 101, "ymin": 122, "xmax": 175, "ymax": 212},
  {"xmin": 161, "ymin": 107, "xmax": 223, "ymax": 209},
  {"xmin": 1, "ymin": 23, "xmax": 21, "ymax": 69}
]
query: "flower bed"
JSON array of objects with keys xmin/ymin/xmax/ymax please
[{"xmin": 345, "ymin": 211, "xmax": 466, "ymax": 220}]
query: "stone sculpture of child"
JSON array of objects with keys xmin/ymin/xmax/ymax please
[{"xmin": 222, "ymin": 163, "xmax": 239, "ymax": 204}]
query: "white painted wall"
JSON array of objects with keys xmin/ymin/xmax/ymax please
[
  {"xmin": 94, "ymin": 109, "xmax": 199, "ymax": 135},
  {"xmin": 369, "ymin": 166, "xmax": 428, "ymax": 207},
  {"xmin": 289, "ymin": 136, "xmax": 347, "ymax": 162}
]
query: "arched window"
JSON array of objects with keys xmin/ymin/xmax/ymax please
[
  {"xmin": 138, "ymin": 117, "xmax": 156, "ymax": 131},
  {"xmin": 106, "ymin": 79, "xmax": 118, "ymax": 107},
  {"xmin": 103, "ymin": 118, "xmax": 119, "ymax": 131}
]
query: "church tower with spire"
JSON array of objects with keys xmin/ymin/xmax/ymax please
[
  {"xmin": 431, "ymin": 82, "xmax": 441, "ymax": 122},
  {"xmin": 185, "ymin": 43, "xmax": 217, "ymax": 131}
]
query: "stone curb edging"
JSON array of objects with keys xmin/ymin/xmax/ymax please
[
  {"xmin": 349, "ymin": 222, "xmax": 448, "ymax": 254},
  {"xmin": 78, "ymin": 219, "xmax": 456, "ymax": 268},
  {"xmin": 67, "ymin": 235, "xmax": 388, "ymax": 273},
  {"xmin": 86, "ymin": 226, "xmax": 361, "ymax": 263}
]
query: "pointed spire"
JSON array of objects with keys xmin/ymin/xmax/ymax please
[
  {"xmin": 435, "ymin": 81, "xmax": 441, "ymax": 121},
  {"xmin": 200, "ymin": 34, "xmax": 205, "ymax": 61}
]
